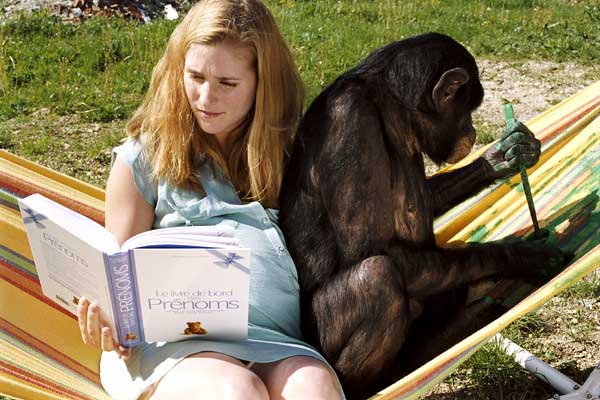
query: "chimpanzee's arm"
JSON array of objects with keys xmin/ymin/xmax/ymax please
[
  {"xmin": 427, "ymin": 121, "xmax": 543, "ymax": 217},
  {"xmin": 426, "ymin": 157, "xmax": 497, "ymax": 217},
  {"xmin": 317, "ymin": 96, "xmax": 557, "ymax": 293}
]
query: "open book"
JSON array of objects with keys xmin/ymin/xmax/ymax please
[{"xmin": 18, "ymin": 193, "xmax": 251, "ymax": 347}]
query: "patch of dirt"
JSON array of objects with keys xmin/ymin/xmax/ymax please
[
  {"xmin": 474, "ymin": 59, "xmax": 599, "ymax": 134},
  {"xmin": 426, "ymin": 60, "xmax": 599, "ymax": 175},
  {"xmin": 1, "ymin": 0, "xmax": 192, "ymax": 22},
  {"xmin": 0, "ymin": 110, "xmax": 124, "ymax": 187}
]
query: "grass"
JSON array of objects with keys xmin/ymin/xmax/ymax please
[
  {"xmin": 428, "ymin": 275, "xmax": 600, "ymax": 399},
  {"xmin": 0, "ymin": 1, "xmax": 599, "ymax": 398},
  {"xmin": 1, "ymin": 1, "xmax": 598, "ymax": 184},
  {"xmin": 1, "ymin": 0, "xmax": 599, "ymax": 123}
]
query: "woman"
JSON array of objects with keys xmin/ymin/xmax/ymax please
[{"xmin": 77, "ymin": 0, "xmax": 343, "ymax": 398}]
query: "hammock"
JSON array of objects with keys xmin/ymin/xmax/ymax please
[{"xmin": 1, "ymin": 81, "xmax": 599, "ymax": 400}]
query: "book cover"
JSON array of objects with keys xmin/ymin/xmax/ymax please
[{"xmin": 18, "ymin": 193, "xmax": 250, "ymax": 346}]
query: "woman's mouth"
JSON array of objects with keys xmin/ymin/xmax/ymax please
[{"xmin": 199, "ymin": 110, "xmax": 223, "ymax": 119}]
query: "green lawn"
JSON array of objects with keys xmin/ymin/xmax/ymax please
[{"xmin": 1, "ymin": 0, "xmax": 598, "ymax": 123}]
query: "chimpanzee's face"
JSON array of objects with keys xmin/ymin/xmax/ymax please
[
  {"xmin": 420, "ymin": 109, "xmax": 477, "ymax": 165},
  {"xmin": 444, "ymin": 113, "xmax": 476, "ymax": 163},
  {"xmin": 418, "ymin": 66, "xmax": 480, "ymax": 166}
]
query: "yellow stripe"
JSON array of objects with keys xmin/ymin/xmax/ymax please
[
  {"xmin": 0, "ymin": 150, "xmax": 104, "ymax": 202},
  {"xmin": 0, "ymin": 204, "xmax": 33, "ymax": 260},
  {"xmin": 0, "ymin": 281, "xmax": 101, "ymax": 373},
  {"xmin": 526, "ymin": 80, "xmax": 600, "ymax": 128},
  {"xmin": 0, "ymin": 340, "xmax": 108, "ymax": 399},
  {"xmin": 0, "ymin": 372, "xmax": 66, "ymax": 400}
]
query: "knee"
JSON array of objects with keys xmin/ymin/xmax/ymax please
[
  {"xmin": 226, "ymin": 373, "xmax": 269, "ymax": 400},
  {"xmin": 354, "ymin": 255, "xmax": 403, "ymax": 294},
  {"xmin": 275, "ymin": 357, "xmax": 340, "ymax": 400},
  {"xmin": 150, "ymin": 373, "xmax": 268, "ymax": 400},
  {"xmin": 148, "ymin": 353, "xmax": 269, "ymax": 400}
]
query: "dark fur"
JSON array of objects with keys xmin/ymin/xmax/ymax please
[{"xmin": 279, "ymin": 33, "xmax": 567, "ymax": 398}]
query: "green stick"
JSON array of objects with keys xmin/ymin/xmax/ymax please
[{"xmin": 503, "ymin": 103, "xmax": 541, "ymax": 238}]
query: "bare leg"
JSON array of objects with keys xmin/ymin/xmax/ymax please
[
  {"xmin": 143, "ymin": 352, "xmax": 269, "ymax": 400},
  {"xmin": 252, "ymin": 356, "xmax": 341, "ymax": 400}
]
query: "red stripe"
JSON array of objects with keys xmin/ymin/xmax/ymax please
[
  {"xmin": 1, "ymin": 259, "xmax": 76, "ymax": 320},
  {"xmin": 1, "ymin": 318, "xmax": 101, "ymax": 386},
  {"xmin": 0, "ymin": 256, "xmax": 41, "ymax": 287},
  {"xmin": 538, "ymin": 95, "xmax": 600, "ymax": 143},
  {"xmin": 0, "ymin": 359, "xmax": 100, "ymax": 400},
  {"xmin": 0, "ymin": 171, "xmax": 105, "ymax": 225}
]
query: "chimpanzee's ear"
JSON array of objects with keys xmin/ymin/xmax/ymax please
[{"xmin": 432, "ymin": 67, "xmax": 470, "ymax": 113}]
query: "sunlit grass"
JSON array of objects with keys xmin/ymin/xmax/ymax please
[{"xmin": 1, "ymin": 1, "xmax": 598, "ymax": 124}]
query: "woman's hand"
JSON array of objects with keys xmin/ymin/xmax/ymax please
[{"xmin": 77, "ymin": 297, "xmax": 131, "ymax": 360}]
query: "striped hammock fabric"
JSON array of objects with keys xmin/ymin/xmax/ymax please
[{"xmin": 1, "ymin": 81, "xmax": 598, "ymax": 400}]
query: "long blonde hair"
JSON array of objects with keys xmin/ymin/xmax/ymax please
[{"xmin": 126, "ymin": 0, "xmax": 304, "ymax": 208}]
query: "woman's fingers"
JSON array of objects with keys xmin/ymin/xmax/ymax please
[
  {"xmin": 118, "ymin": 345, "xmax": 131, "ymax": 361},
  {"xmin": 77, "ymin": 297, "xmax": 92, "ymax": 345},
  {"xmin": 101, "ymin": 326, "xmax": 115, "ymax": 352},
  {"xmin": 78, "ymin": 298, "xmax": 129, "ymax": 357},
  {"xmin": 102, "ymin": 324, "xmax": 130, "ymax": 360},
  {"xmin": 86, "ymin": 303, "xmax": 101, "ymax": 345}
]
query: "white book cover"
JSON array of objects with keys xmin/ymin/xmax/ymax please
[
  {"xmin": 18, "ymin": 193, "xmax": 250, "ymax": 346},
  {"xmin": 130, "ymin": 248, "xmax": 249, "ymax": 342}
]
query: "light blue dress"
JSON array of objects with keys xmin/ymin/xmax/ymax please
[{"xmin": 100, "ymin": 139, "xmax": 343, "ymax": 399}]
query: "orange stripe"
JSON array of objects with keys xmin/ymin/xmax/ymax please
[
  {"xmin": 0, "ymin": 257, "xmax": 41, "ymax": 290},
  {"xmin": 500, "ymin": 169, "xmax": 591, "ymax": 238},
  {"xmin": 1, "ymin": 318, "xmax": 101, "ymax": 385},
  {"xmin": 0, "ymin": 170, "xmax": 104, "ymax": 225},
  {"xmin": 0, "ymin": 360, "xmax": 94, "ymax": 400},
  {"xmin": 537, "ymin": 95, "xmax": 600, "ymax": 141}
]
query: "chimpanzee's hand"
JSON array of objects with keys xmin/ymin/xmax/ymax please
[
  {"xmin": 504, "ymin": 241, "xmax": 572, "ymax": 285},
  {"xmin": 482, "ymin": 121, "xmax": 541, "ymax": 179}
]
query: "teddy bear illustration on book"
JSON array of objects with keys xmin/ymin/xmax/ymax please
[{"xmin": 183, "ymin": 321, "xmax": 208, "ymax": 335}]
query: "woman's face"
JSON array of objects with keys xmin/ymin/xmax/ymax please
[{"xmin": 184, "ymin": 41, "xmax": 257, "ymax": 149}]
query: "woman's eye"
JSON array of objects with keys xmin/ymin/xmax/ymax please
[{"xmin": 221, "ymin": 81, "xmax": 237, "ymax": 87}]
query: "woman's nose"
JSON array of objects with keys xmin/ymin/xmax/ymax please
[{"xmin": 199, "ymin": 82, "xmax": 217, "ymax": 106}]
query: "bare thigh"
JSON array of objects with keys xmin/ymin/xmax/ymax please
[
  {"xmin": 141, "ymin": 352, "xmax": 269, "ymax": 400},
  {"xmin": 252, "ymin": 356, "xmax": 341, "ymax": 400}
]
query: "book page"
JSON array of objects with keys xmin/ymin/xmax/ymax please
[
  {"xmin": 122, "ymin": 236, "xmax": 240, "ymax": 250},
  {"xmin": 130, "ymin": 248, "xmax": 250, "ymax": 343},
  {"xmin": 121, "ymin": 226, "xmax": 238, "ymax": 251},
  {"xmin": 18, "ymin": 195, "xmax": 117, "ymax": 330},
  {"xmin": 20, "ymin": 194, "xmax": 119, "ymax": 254}
]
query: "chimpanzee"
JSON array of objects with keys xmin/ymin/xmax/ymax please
[{"xmin": 279, "ymin": 33, "xmax": 569, "ymax": 397}]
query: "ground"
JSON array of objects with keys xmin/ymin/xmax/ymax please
[{"xmin": 1, "ymin": 3, "xmax": 599, "ymax": 399}]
